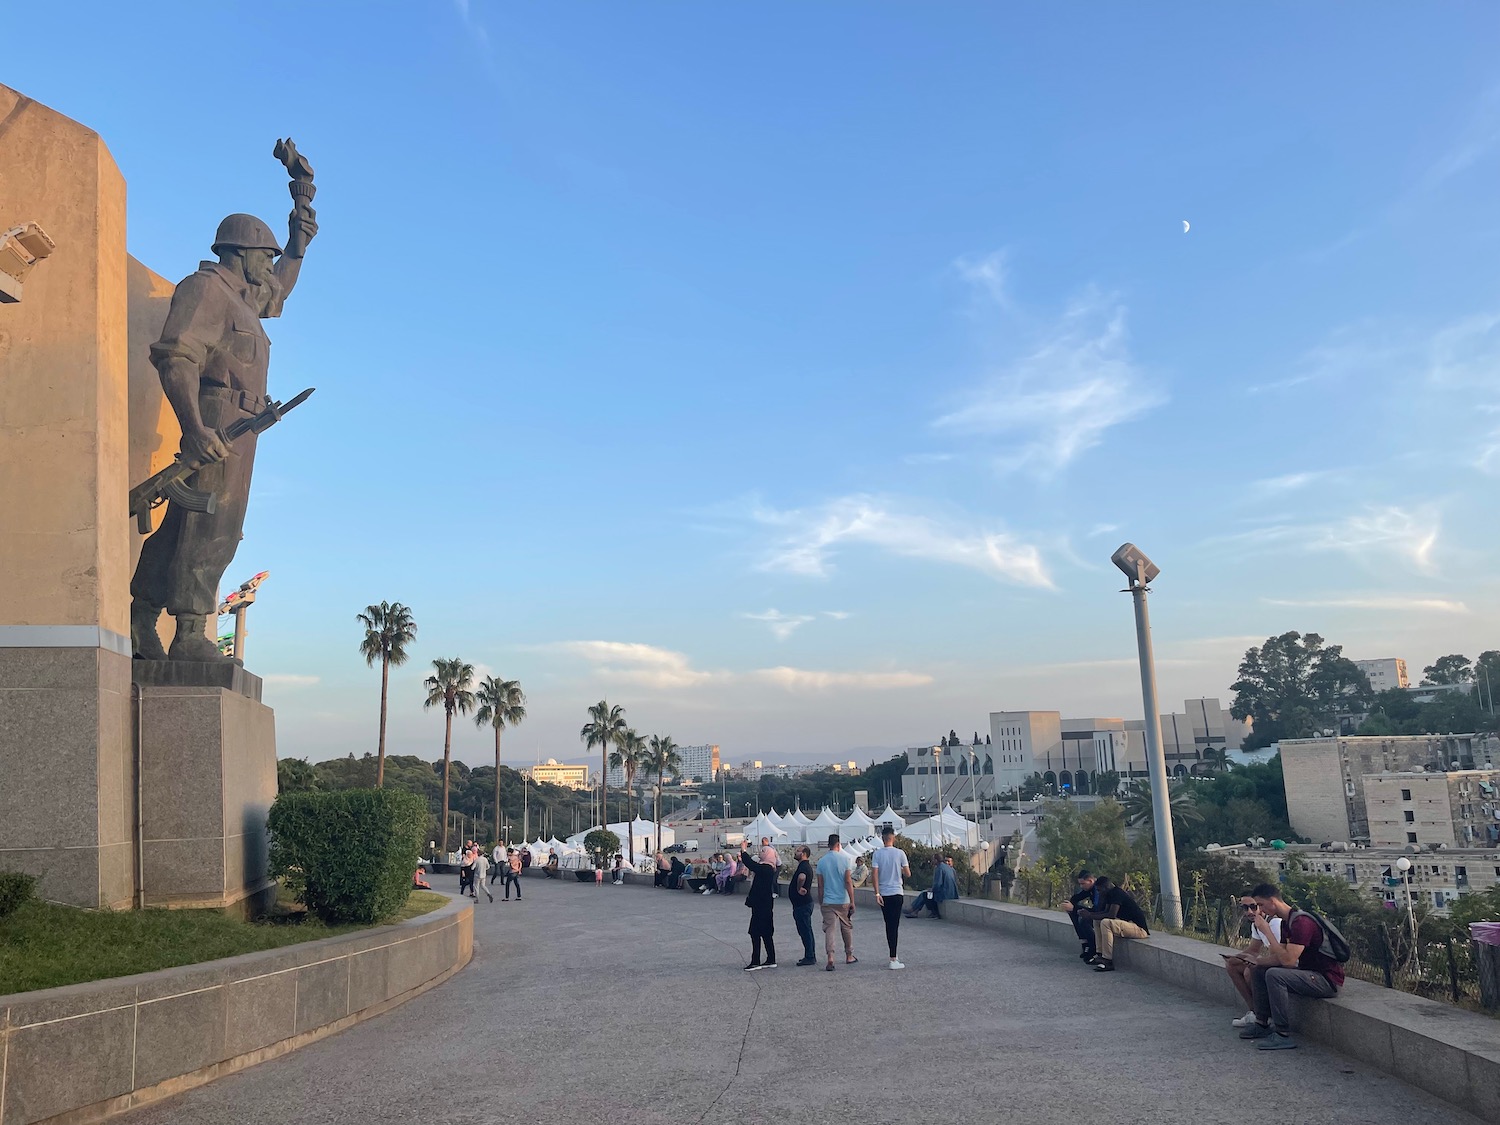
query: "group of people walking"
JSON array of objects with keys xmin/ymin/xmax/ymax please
[
  {"xmin": 743, "ymin": 826, "xmax": 956, "ymax": 973},
  {"xmin": 455, "ymin": 841, "xmax": 525, "ymax": 903}
]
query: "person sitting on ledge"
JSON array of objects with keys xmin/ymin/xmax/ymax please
[
  {"xmin": 612, "ymin": 855, "xmax": 627, "ymax": 885},
  {"xmin": 1061, "ymin": 870, "xmax": 1099, "ymax": 961},
  {"xmin": 1080, "ymin": 876, "xmax": 1150, "ymax": 972},
  {"xmin": 1222, "ymin": 892, "xmax": 1283, "ymax": 1028},
  {"xmin": 544, "ymin": 850, "xmax": 560, "ymax": 878},
  {"xmin": 654, "ymin": 850, "xmax": 670, "ymax": 887},
  {"xmin": 1238, "ymin": 883, "xmax": 1344, "ymax": 1051},
  {"xmin": 904, "ymin": 855, "xmax": 959, "ymax": 919},
  {"xmin": 412, "ymin": 866, "xmax": 432, "ymax": 890}
]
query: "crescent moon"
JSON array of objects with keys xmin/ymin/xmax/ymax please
[{"xmin": 1183, "ymin": 220, "xmax": 1190, "ymax": 233}]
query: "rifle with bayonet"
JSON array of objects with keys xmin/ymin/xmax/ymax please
[{"xmin": 128, "ymin": 387, "xmax": 315, "ymax": 533}]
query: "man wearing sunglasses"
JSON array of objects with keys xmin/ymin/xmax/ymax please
[{"xmin": 1221, "ymin": 895, "xmax": 1282, "ymax": 1027}]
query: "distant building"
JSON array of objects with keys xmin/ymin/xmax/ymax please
[
  {"xmin": 525, "ymin": 759, "xmax": 589, "ymax": 789},
  {"xmin": 902, "ymin": 739, "xmax": 997, "ymax": 811},
  {"xmin": 1240, "ymin": 842, "xmax": 1500, "ymax": 915},
  {"xmin": 608, "ymin": 742, "xmax": 720, "ymax": 786},
  {"xmin": 1281, "ymin": 734, "xmax": 1493, "ymax": 842},
  {"xmin": 737, "ymin": 759, "xmax": 792, "ymax": 781},
  {"xmin": 989, "ymin": 711, "xmax": 1061, "ymax": 796},
  {"xmin": 1121, "ymin": 698, "xmax": 1248, "ymax": 780},
  {"xmin": 1363, "ymin": 770, "xmax": 1500, "ymax": 849},
  {"xmin": 1355, "ymin": 658, "xmax": 1409, "ymax": 692}
]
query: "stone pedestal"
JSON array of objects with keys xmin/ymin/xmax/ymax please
[
  {"xmin": 0, "ymin": 84, "xmax": 135, "ymax": 909},
  {"xmin": 136, "ymin": 665, "xmax": 277, "ymax": 916}
]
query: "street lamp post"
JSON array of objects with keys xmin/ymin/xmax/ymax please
[
  {"xmin": 1395, "ymin": 856, "xmax": 1421, "ymax": 969},
  {"xmin": 970, "ymin": 736, "xmax": 982, "ymax": 832},
  {"xmin": 1111, "ymin": 543, "xmax": 1184, "ymax": 930}
]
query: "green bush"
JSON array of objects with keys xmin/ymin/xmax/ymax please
[
  {"xmin": 583, "ymin": 828, "xmax": 621, "ymax": 866},
  {"xmin": 0, "ymin": 871, "xmax": 36, "ymax": 919},
  {"xmin": 268, "ymin": 788, "xmax": 427, "ymax": 925}
]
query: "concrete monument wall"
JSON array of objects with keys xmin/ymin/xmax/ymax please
[{"xmin": 0, "ymin": 84, "xmax": 135, "ymax": 908}]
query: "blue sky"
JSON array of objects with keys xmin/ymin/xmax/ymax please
[{"xmin": 13, "ymin": 3, "xmax": 1500, "ymax": 767}]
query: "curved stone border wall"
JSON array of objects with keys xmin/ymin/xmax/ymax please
[{"xmin": 0, "ymin": 895, "xmax": 472, "ymax": 1125}]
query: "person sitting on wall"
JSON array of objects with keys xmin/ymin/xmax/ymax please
[
  {"xmin": 544, "ymin": 850, "xmax": 560, "ymax": 878},
  {"xmin": 904, "ymin": 854, "xmax": 959, "ymax": 919},
  {"xmin": 412, "ymin": 866, "xmax": 432, "ymax": 890},
  {"xmin": 654, "ymin": 850, "xmax": 670, "ymax": 887},
  {"xmin": 1079, "ymin": 876, "xmax": 1150, "ymax": 972},
  {"xmin": 1239, "ymin": 883, "xmax": 1345, "ymax": 1051},
  {"xmin": 612, "ymin": 855, "xmax": 627, "ymax": 885},
  {"xmin": 1061, "ymin": 870, "xmax": 1100, "ymax": 961},
  {"xmin": 1222, "ymin": 892, "xmax": 1284, "ymax": 1029}
]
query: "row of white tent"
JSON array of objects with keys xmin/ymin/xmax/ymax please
[{"xmin": 743, "ymin": 804, "xmax": 978, "ymax": 849}]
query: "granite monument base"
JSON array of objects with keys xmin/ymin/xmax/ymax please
[{"xmin": 135, "ymin": 663, "xmax": 277, "ymax": 916}]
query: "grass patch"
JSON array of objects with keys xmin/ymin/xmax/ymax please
[{"xmin": 0, "ymin": 889, "xmax": 448, "ymax": 995}]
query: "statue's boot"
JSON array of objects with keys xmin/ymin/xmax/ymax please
[
  {"xmin": 131, "ymin": 602, "xmax": 168, "ymax": 661},
  {"xmin": 167, "ymin": 613, "xmax": 229, "ymax": 662}
]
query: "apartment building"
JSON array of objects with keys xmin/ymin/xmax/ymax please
[
  {"xmin": 1281, "ymin": 734, "xmax": 1489, "ymax": 842},
  {"xmin": 525, "ymin": 759, "xmax": 589, "ymax": 789},
  {"xmin": 1243, "ymin": 843, "xmax": 1497, "ymax": 914},
  {"xmin": 1363, "ymin": 770, "xmax": 1500, "ymax": 849},
  {"xmin": 1355, "ymin": 657, "xmax": 1410, "ymax": 692}
]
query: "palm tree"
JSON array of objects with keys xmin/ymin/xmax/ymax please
[
  {"xmin": 609, "ymin": 728, "xmax": 649, "ymax": 862},
  {"xmin": 1122, "ymin": 781, "xmax": 1204, "ymax": 843},
  {"xmin": 581, "ymin": 700, "xmax": 627, "ymax": 830},
  {"xmin": 474, "ymin": 676, "xmax": 526, "ymax": 845},
  {"xmin": 356, "ymin": 601, "xmax": 417, "ymax": 787},
  {"xmin": 645, "ymin": 734, "xmax": 682, "ymax": 855},
  {"xmin": 423, "ymin": 657, "xmax": 476, "ymax": 854}
]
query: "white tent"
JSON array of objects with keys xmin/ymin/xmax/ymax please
[
  {"xmin": 838, "ymin": 807, "xmax": 877, "ymax": 843},
  {"xmin": 765, "ymin": 809, "xmax": 787, "ymax": 831},
  {"xmin": 904, "ymin": 805, "xmax": 980, "ymax": 847},
  {"xmin": 565, "ymin": 820, "xmax": 671, "ymax": 857},
  {"xmin": 744, "ymin": 813, "xmax": 789, "ymax": 843},
  {"xmin": 872, "ymin": 805, "xmax": 907, "ymax": 834},
  {"xmin": 802, "ymin": 807, "xmax": 844, "ymax": 846},
  {"xmin": 787, "ymin": 808, "xmax": 812, "ymax": 827},
  {"xmin": 546, "ymin": 837, "xmax": 565, "ymax": 852}
]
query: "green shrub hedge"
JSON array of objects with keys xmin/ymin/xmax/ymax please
[
  {"xmin": 0, "ymin": 871, "xmax": 36, "ymax": 919},
  {"xmin": 268, "ymin": 788, "xmax": 427, "ymax": 925}
]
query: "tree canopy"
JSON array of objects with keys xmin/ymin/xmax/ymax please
[{"xmin": 1230, "ymin": 631, "xmax": 1370, "ymax": 749}]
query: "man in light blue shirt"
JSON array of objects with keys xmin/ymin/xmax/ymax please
[
  {"xmin": 815, "ymin": 834, "xmax": 856, "ymax": 971},
  {"xmin": 869, "ymin": 827, "xmax": 911, "ymax": 969}
]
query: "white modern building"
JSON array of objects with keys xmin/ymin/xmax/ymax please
[
  {"xmin": 606, "ymin": 742, "xmax": 720, "ymax": 787},
  {"xmin": 1355, "ymin": 657, "xmax": 1409, "ymax": 692}
]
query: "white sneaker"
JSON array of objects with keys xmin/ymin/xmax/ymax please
[
  {"xmin": 1231, "ymin": 1011, "xmax": 1256, "ymax": 1027},
  {"xmin": 889, "ymin": 959, "xmax": 905, "ymax": 970}
]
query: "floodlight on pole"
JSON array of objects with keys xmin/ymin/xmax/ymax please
[{"xmin": 1111, "ymin": 542, "xmax": 1184, "ymax": 930}]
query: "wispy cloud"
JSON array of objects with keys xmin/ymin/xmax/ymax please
[
  {"xmin": 750, "ymin": 667, "xmax": 933, "ymax": 692},
  {"xmin": 1264, "ymin": 596, "xmax": 1468, "ymax": 614},
  {"xmin": 555, "ymin": 640, "xmax": 929, "ymax": 694},
  {"xmin": 751, "ymin": 494, "xmax": 1053, "ymax": 588},
  {"xmin": 1085, "ymin": 522, "xmax": 1119, "ymax": 539},
  {"xmin": 1246, "ymin": 327, "xmax": 1395, "ymax": 395},
  {"xmin": 741, "ymin": 609, "xmax": 816, "ymax": 641},
  {"xmin": 264, "ymin": 673, "xmax": 320, "ymax": 687},
  {"xmin": 953, "ymin": 250, "xmax": 1011, "ymax": 309},
  {"xmin": 555, "ymin": 641, "xmax": 721, "ymax": 690},
  {"xmin": 934, "ymin": 280, "xmax": 1165, "ymax": 476},
  {"xmin": 1204, "ymin": 505, "xmax": 1441, "ymax": 574}
]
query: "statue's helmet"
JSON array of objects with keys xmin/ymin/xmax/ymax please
[{"xmin": 211, "ymin": 213, "xmax": 282, "ymax": 256}]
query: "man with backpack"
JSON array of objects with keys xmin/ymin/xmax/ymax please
[{"xmin": 1240, "ymin": 883, "xmax": 1346, "ymax": 1050}]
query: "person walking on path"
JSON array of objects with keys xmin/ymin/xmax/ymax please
[
  {"xmin": 740, "ymin": 847, "xmax": 779, "ymax": 971},
  {"xmin": 502, "ymin": 848, "xmax": 524, "ymax": 900},
  {"xmin": 490, "ymin": 843, "xmax": 505, "ymax": 885},
  {"xmin": 1240, "ymin": 883, "xmax": 1345, "ymax": 1050},
  {"xmin": 788, "ymin": 845, "xmax": 818, "ymax": 965},
  {"xmin": 458, "ymin": 842, "xmax": 476, "ymax": 898},
  {"xmin": 869, "ymin": 827, "xmax": 911, "ymax": 969},
  {"xmin": 473, "ymin": 851, "xmax": 493, "ymax": 902},
  {"xmin": 815, "ymin": 834, "xmax": 857, "ymax": 971}
]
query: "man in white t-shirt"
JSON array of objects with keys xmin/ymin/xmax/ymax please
[
  {"xmin": 1223, "ymin": 892, "xmax": 1283, "ymax": 1026},
  {"xmin": 869, "ymin": 827, "xmax": 912, "ymax": 970}
]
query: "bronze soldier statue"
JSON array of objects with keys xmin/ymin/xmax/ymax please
[{"xmin": 130, "ymin": 140, "xmax": 317, "ymax": 662}]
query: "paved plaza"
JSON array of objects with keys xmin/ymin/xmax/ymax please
[{"xmin": 121, "ymin": 877, "xmax": 1482, "ymax": 1125}]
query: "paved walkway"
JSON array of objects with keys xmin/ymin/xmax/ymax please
[{"xmin": 121, "ymin": 877, "xmax": 1482, "ymax": 1125}]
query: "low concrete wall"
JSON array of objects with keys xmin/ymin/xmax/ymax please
[
  {"xmin": 929, "ymin": 896, "xmax": 1500, "ymax": 1123},
  {"xmin": 0, "ymin": 895, "xmax": 472, "ymax": 1125}
]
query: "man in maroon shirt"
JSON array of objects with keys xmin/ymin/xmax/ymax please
[{"xmin": 1240, "ymin": 883, "xmax": 1344, "ymax": 1050}]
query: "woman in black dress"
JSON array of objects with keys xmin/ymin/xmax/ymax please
[{"xmin": 739, "ymin": 849, "xmax": 778, "ymax": 971}]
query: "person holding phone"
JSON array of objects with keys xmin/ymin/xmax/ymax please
[{"xmin": 1223, "ymin": 895, "xmax": 1281, "ymax": 1027}]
